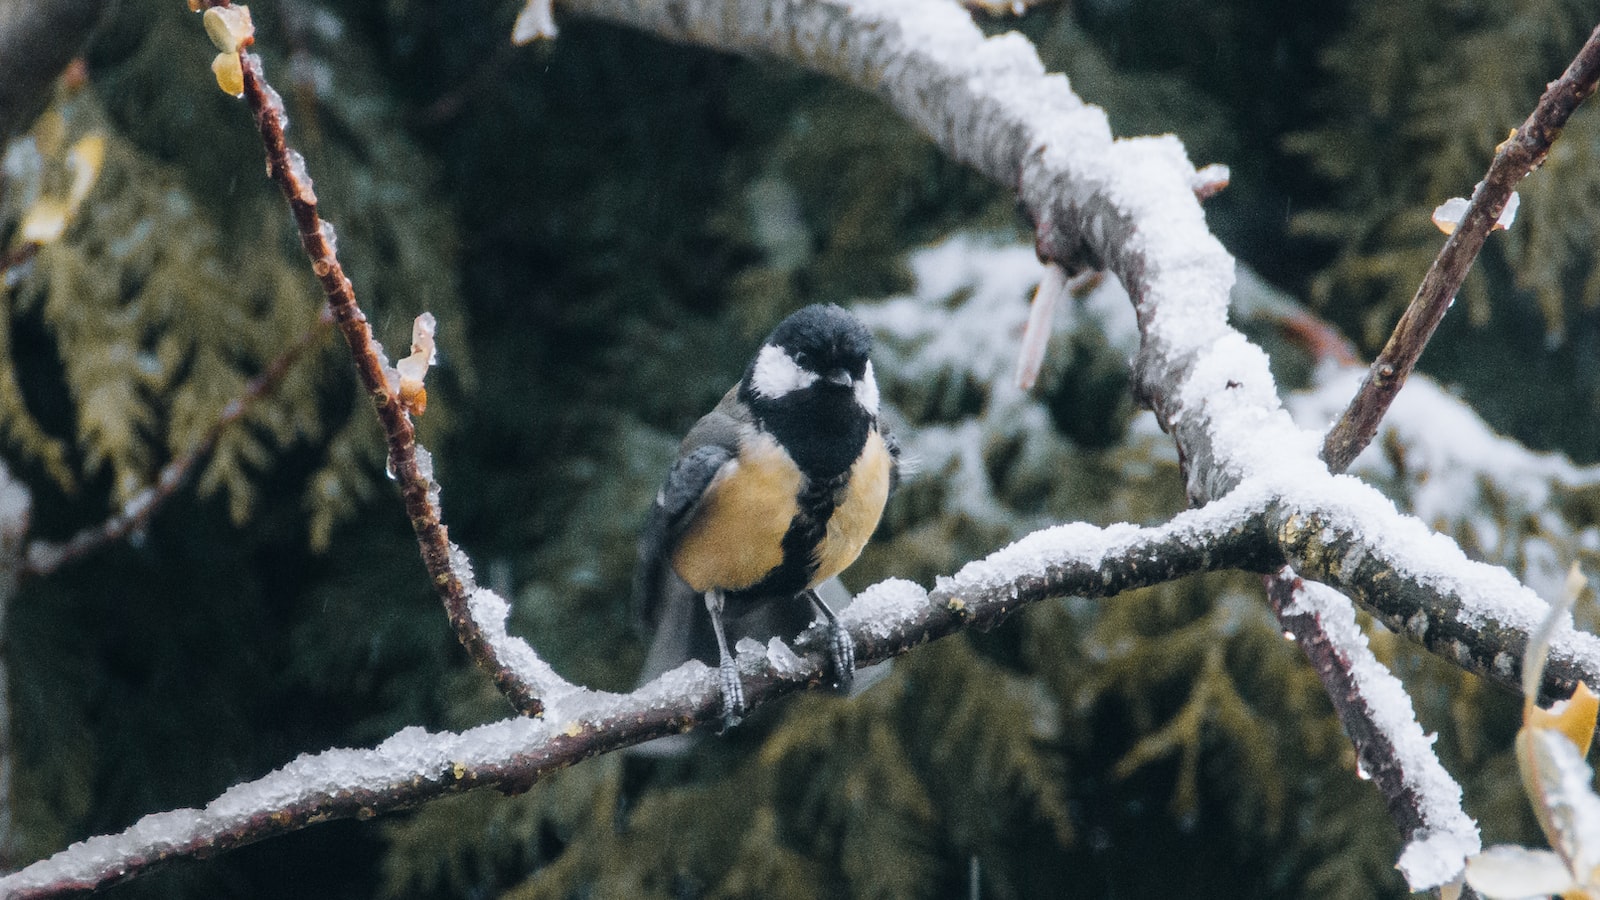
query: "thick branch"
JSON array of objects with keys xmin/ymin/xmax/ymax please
[
  {"xmin": 1274, "ymin": 492, "xmax": 1600, "ymax": 706},
  {"xmin": 0, "ymin": 504, "xmax": 1274, "ymax": 896},
  {"xmin": 1321, "ymin": 22, "xmax": 1600, "ymax": 472}
]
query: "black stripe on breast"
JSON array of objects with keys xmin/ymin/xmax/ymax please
[{"xmin": 728, "ymin": 470, "xmax": 849, "ymax": 605}]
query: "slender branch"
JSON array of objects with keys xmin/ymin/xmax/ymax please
[
  {"xmin": 1321, "ymin": 22, "xmax": 1600, "ymax": 473},
  {"xmin": 1267, "ymin": 574, "xmax": 1414, "ymax": 826},
  {"xmin": 228, "ymin": 43, "xmax": 553, "ymax": 716},
  {"xmin": 21, "ymin": 308, "xmax": 334, "ymax": 577},
  {"xmin": 0, "ymin": 500, "xmax": 1279, "ymax": 897}
]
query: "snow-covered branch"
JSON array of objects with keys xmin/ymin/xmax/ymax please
[
  {"xmin": 0, "ymin": 503, "xmax": 1273, "ymax": 896},
  {"xmin": 1266, "ymin": 571, "xmax": 1480, "ymax": 889}
]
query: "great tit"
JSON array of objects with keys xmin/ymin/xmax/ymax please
[{"xmin": 635, "ymin": 304, "xmax": 899, "ymax": 728}]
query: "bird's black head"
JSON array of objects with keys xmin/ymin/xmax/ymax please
[
  {"xmin": 740, "ymin": 304, "xmax": 880, "ymax": 477},
  {"xmin": 766, "ymin": 303, "xmax": 873, "ymax": 385}
]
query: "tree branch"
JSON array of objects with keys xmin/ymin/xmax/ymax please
[
  {"xmin": 1266, "ymin": 571, "xmax": 1479, "ymax": 888},
  {"xmin": 0, "ymin": 500, "xmax": 1278, "ymax": 897},
  {"xmin": 1320, "ymin": 21, "xmax": 1600, "ymax": 472}
]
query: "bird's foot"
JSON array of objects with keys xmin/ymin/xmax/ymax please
[
  {"xmin": 826, "ymin": 618, "xmax": 856, "ymax": 694},
  {"xmin": 717, "ymin": 655, "xmax": 745, "ymax": 731}
]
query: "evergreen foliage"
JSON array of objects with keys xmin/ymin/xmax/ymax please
[
  {"xmin": 2, "ymin": 0, "xmax": 465, "ymax": 549},
  {"xmin": 1288, "ymin": 0, "xmax": 1600, "ymax": 341}
]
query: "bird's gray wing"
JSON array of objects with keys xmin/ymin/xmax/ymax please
[
  {"xmin": 678, "ymin": 385, "xmax": 748, "ymax": 455},
  {"xmin": 634, "ymin": 444, "xmax": 734, "ymax": 623},
  {"xmin": 633, "ymin": 390, "xmax": 749, "ymax": 677}
]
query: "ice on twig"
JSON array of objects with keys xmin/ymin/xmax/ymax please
[
  {"xmin": 200, "ymin": 5, "xmax": 255, "ymax": 97},
  {"xmin": 396, "ymin": 312, "xmax": 437, "ymax": 416},
  {"xmin": 1431, "ymin": 189, "xmax": 1518, "ymax": 235},
  {"xmin": 512, "ymin": 0, "xmax": 557, "ymax": 43}
]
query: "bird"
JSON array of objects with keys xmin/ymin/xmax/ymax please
[{"xmin": 634, "ymin": 304, "xmax": 899, "ymax": 729}]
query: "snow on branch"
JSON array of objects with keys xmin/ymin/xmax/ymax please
[
  {"xmin": 1292, "ymin": 365, "xmax": 1600, "ymax": 602},
  {"xmin": 0, "ymin": 502, "xmax": 1276, "ymax": 896},
  {"xmin": 1271, "ymin": 475, "xmax": 1600, "ymax": 705},
  {"xmin": 1267, "ymin": 571, "xmax": 1480, "ymax": 889}
]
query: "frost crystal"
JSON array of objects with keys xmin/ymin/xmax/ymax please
[{"xmin": 765, "ymin": 637, "xmax": 808, "ymax": 678}]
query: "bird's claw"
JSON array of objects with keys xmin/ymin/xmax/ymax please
[
  {"xmin": 717, "ymin": 656, "xmax": 745, "ymax": 730},
  {"xmin": 826, "ymin": 619, "xmax": 855, "ymax": 694}
]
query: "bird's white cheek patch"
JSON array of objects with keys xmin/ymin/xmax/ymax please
[
  {"xmin": 750, "ymin": 344, "xmax": 816, "ymax": 399},
  {"xmin": 855, "ymin": 361, "xmax": 880, "ymax": 415}
]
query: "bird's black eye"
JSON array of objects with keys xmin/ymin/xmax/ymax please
[{"xmin": 792, "ymin": 350, "xmax": 810, "ymax": 369}]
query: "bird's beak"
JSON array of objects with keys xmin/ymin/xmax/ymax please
[{"xmin": 823, "ymin": 369, "xmax": 853, "ymax": 388}]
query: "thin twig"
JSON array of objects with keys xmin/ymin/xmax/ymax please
[
  {"xmin": 21, "ymin": 308, "xmax": 334, "ymax": 577},
  {"xmin": 228, "ymin": 36, "xmax": 547, "ymax": 716},
  {"xmin": 1321, "ymin": 22, "xmax": 1600, "ymax": 473}
]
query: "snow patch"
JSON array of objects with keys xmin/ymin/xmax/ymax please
[{"xmin": 840, "ymin": 578, "xmax": 929, "ymax": 639}]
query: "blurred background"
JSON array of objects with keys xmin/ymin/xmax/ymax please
[{"xmin": 3, "ymin": 0, "xmax": 1600, "ymax": 896}]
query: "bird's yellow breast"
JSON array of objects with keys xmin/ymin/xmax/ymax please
[
  {"xmin": 670, "ymin": 427, "xmax": 891, "ymax": 596},
  {"xmin": 811, "ymin": 429, "xmax": 891, "ymax": 586},
  {"xmin": 671, "ymin": 430, "xmax": 800, "ymax": 594}
]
